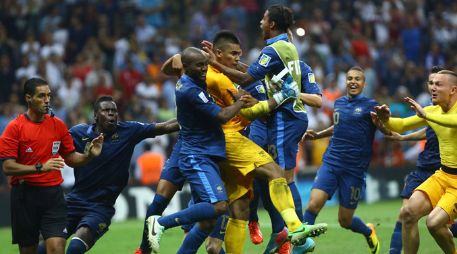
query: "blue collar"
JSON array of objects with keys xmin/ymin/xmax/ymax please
[
  {"xmin": 182, "ymin": 74, "xmax": 206, "ymax": 89},
  {"xmin": 265, "ymin": 33, "xmax": 289, "ymax": 45},
  {"xmin": 348, "ymin": 94, "xmax": 363, "ymax": 101}
]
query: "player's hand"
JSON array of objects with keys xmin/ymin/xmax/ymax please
[
  {"xmin": 404, "ymin": 97, "xmax": 427, "ymax": 118},
  {"xmin": 86, "ymin": 133, "xmax": 104, "ymax": 159},
  {"xmin": 302, "ymin": 129, "xmax": 318, "ymax": 141},
  {"xmin": 201, "ymin": 41, "xmax": 216, "ymax": 64},
  {"xmin": 373, "ymin": 104, "xmax": 391, "ymax": 122},
  {"xmin": 239, "ymin": 94, "xmax": 258, "ymax": 108},
  {"xmin": 43, "ymin": 157, "xmax": 65, "ymax": 171},
  {"xmin": 384, "ymin": 131, "xmax": 403, "ymax": 141},
  {"xmin": 227, "ymin": 88, "xmax": 250, "ymax": 101}
]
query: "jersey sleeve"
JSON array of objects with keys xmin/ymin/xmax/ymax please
[
  {"xmin": 187, "ymin": 87, "xmax": 222, "ymax": 119},
  {"xmin": 248, "ymin": 46, "xmax": 281, "ymax": 80},
  {"xmin": 300, "ymin": 62, "xmax": 322, "ymax": 95},
  {"xmin": 0, "ymin": 121, "xmax": 19, "ymax": 160},
  {"xmin": 58, "ymin": 120, "xmax": 76, "ymax": 155},
  {"xmin": 386, "ymin": 115, "xmax": 427, "ymax": 133},
  {"xmin": 130, "ymin": 121, "xmax": 157, "ymax": 142}
]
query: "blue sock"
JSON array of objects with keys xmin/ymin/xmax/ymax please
[
  {"xmin": 303, "ymin": 210, "xmax": 317, "ymax": 225},
  {"xmin": 140, "ymin": 194, "xmax": 171, "ymax": 251},
  {"xmin": 66, "ymin": 238, "xmax": 87, "ymax": 254},
  {"xmin": 259, "ymin": 180, "xmax": 284, "ymax": 233},
  {"xmin": 389, "ymin": 221, "xmax": 402, "ymax": 254},
  {"xmin": 177, "ymin": 224, "xmax": 209, "ymax": 254},
  {"xmin": 288, "ymin": 181, "xmax": 303, "ymax": 221},
  {"xmin": 350, "ymin": 216, "xmax": 372, "ymax": 237},
  {"xmin": 450, "ymin": 222, "xmax": 457, "ymax": 238},
  {"xmin": 219, "ymin": 248, "xmax": 225, "ymax": 254},
  {"xmin": 209, "ymin": 214, "xmax": 229, "ymax": 240},
  {"xmin": 249, "ymin": 179, "xmax": 261, "ymax": 222},
  {"xmin": 37, "ymin": 244, "xmax": 47, "ymax": 254},
  {"xmin": 158, "ymin": 202, "xmax": 217, "ymax": 229}
]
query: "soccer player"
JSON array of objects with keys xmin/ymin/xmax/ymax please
[
  {"xmin": 372, "ymin": 70, "xmax": 457, "ymax": 254},
  {"xmin": 0, "ymin": 78, "xmax": 103, "ymax": 254},
  {"xmin": 202, "ymin": 5, "xmax": 325, "ymax": 252},
  {"xmin": 53, "ymin": 95, "xmax": 178, "ymax": 254},
  {"xmin": 146, "ymin": 47, "xmax": 249, "ymax": 253},
  {"xmin": 377, "ymin": 66, "xmax": 443, "ymax": 254},
  {"xmin": 301, "ymin": 66, "xmax": 388, "ymax": 254}
]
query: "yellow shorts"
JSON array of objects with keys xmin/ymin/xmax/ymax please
[
  {"xmin": 415, "ymin": 169, "xmax": 457, "ymax": 220},
  {"xmin": 219, "ymin": 131, "xmax": 274, "ymax": 204}
]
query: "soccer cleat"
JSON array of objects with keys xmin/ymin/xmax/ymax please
[
  {"xmin": 268, "ymin": 227, "xmax": 289, "ymax": 254},
  {"xmin": 366, "ymin": 223, "xmax": 380, "ymax": 254},
  {"xmin": 288, "ymin": 223, "xmax": 328, "ymax": 245},
  {"xmin": 292, "ymin": 238, "xmax": 315, "ymax": 254},
  {"xmin": 134, "ymin": 248, "xmax": 150, "ymax": 254},
  {"xmin": 279, "ymin": 241, "xmax": 291, "ymax": 254},
  {"xmin": 146, "ymin": 215, "xmax": 165, "ymax": 253},
  {"xmin": 249, "ymin": 220, "xmax": 264, "ymax": 245}
]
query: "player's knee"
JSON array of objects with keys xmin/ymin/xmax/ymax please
[
  {"xmin": 338, "ymin": 216, "xmax": 352, "ymax": 229},
  {"xmin": 213, "ymin": 201, "xmax": 229, "ymax": 215},
  {"xmin": 426, "ymin": 215, "xmax": 444, "ymax": 233},
  {"xmin": 400, "ymin": 205, "xmax": 417, "ymax": 224}
]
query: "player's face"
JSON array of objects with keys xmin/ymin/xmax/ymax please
[
  {"xmin": 95, "ymin": 101, "xmax": 118, "ymax": 133},
  {"xmin": 215, "ymin": 43, "xmax": 242, "ymax": 69},
  {"xmin": 185, "ymin": 53, "xmax": 208, "ymax": 82},
  {"xmin": 260, "ymin": 10, "xmax": 271, "ymax": 40},
  {"xmin": 427, "ymin": 73, "xmax": 436, "ymax": 95},
  {"xmin": 346, "ymin": 70, "xmax": 365, "ymax": 97},
  {"xmin": 430, "ymin": 73, "xmax": 456, "ymax": 106},
  {"xmin": 27, "ymin": 85, "xmax": 51, "ymax": 115}
]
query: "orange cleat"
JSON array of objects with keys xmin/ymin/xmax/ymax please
[
  {"xmin": 134, "ymin": 248, "xmax": 150, "ymax": 254},
  {"xmin": 249, "ymin": 220, "xmax": 264, "ymax": 244}
]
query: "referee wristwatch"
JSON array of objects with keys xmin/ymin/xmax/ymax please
[{"xmin": 35, "ymin": 163, "xmax": 43, "ymax": 173}]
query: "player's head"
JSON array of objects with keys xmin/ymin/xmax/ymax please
[
  {"xmin": 23, "ymin": 77, "xmax": 51, "ymax": 115},
  {"xmin": 261, "ymin": 5, "xmax": 294, "ymax": 40},
  {"xmin": 346, "ymin": 66, "xmax": 365, "ymax": 97},
  {"xmin": 431, "ymin": 70, "xmax": 457, "ymax": 106},
  {"xmin": 94, "ymin": 95, "xmax": 118, "ymax": 133},
  {"xmin": 213, "ymin": 30, "xmax": 242, "ymax": 69},
  {"xmin": 181, "ymin": 47, "xmax": 208, "ymax": 82},
  {"xmin": 427, "ymin": 66, "xmax": 444, "ymax": 95}
]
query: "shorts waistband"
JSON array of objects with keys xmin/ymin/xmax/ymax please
[{"xmin": 441, "ymin": 165, "xmax": 457, "ymax": 175}]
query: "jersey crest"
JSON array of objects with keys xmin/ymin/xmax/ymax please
[{"xmin": 258, "ymin": 54, "xmax": 271, "ymax": 67}]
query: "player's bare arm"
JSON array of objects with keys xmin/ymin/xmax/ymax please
[
  {"xmin": 302, "ymin": 125, "xmax": 334, "ymax": 142},
  {"xmin": 300, "ymin": 93, "xmax": 322, "ymax": 108},
  {"xmin": 62, "ymin": 133, "xmax": 104, "ymax": 167},
  {"xmin": 161, "ymin": 54, "xmax": 184, "ymax": 78},
  {"xmin": 152, "ymin": 118, "xmax": 180, "ymax": 135}
]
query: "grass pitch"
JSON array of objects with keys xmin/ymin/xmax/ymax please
[{"xmin": 0, "ymin": 200, "xmax": 443, "ymax": 253}]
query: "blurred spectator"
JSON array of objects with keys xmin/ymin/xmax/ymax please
[
  {"xmin": 134, "ymin": 142, "xmax": 165, "ymax": 185},
  {"xmin": 58, "ymin": 71, "xmax": 82, "ymax": 111},
  {"xmin": 85, "ymin": 58, "xmax": 113, "ymax": 88},
  {"xmin": 135, "ymin": 73, "xmax": 160, "ymax": 115},
  {"xmin": 118, "ymin": 57, "xmax": 143, "ymax": 101},
  {"xmin": 15, "ymin": 55, "xmax": 37, "ymax": 81},
  {"xmin": 0, "ymin": 54, "xmax": 15, "ymax": 104}
]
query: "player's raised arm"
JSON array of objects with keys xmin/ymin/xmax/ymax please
[
  {"xmin": 161, "ymin": 54, "xmax": 184, "ymax": 78},
  {"xmin": 300, "ymin": 93, "xmax": 322, "ymax": 108}
]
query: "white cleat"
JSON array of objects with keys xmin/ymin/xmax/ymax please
[{"xmin": 146, "ymin": 215, "xmax": 164, "ymax": 253}]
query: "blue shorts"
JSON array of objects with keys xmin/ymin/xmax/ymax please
[
  {"xmin": 312, "ymin": 163, "xmax": 366, "ymax": 209},
  {"xmin": 179, "ymin": 154, "xmax": 228, "ymax": 204},
  {"xmin": 248, "ymin": 119, "xmax": 268, "ymax": 149},
  {"xmin": 66, "ymin": 198, "xmax": 115, "ymax": 242},
  {"xmin": 400, "ymin": 167, "xmax": 435, "ymax": 199},
  {"xmin": 267, "ymin": 111, "xmax": 308, "ymax": 170},
  {"xmin": 160, "ymin": 139, "xmax": 185, "ymax": 190}
]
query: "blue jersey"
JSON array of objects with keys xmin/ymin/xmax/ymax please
[
  {"xmin": 244, "ymin": 80, "xmax": 267, "ymax": 101},
  {"xmin": 416, "ymin": 127, "xmax": 440, "ymax": 171},
  {"xmin": 67, "ymin": 121, "xmax": 156, "ymax": 204},
  {"xmin": 175, "ymin": 74, "xmax": 225, "ymax": 159},
  {"xmin": 248, "ymin": 33, "xmax": 307, "ymax": 121},
  {"xmin": 323, "ymin": 95, "xmax": 378, "ymax": 171},
  {"xmin": 300, "ymin": 61, "xmax": 321, "ymax": 95}
]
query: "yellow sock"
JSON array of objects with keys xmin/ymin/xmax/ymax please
[
  {"xmin": 269, "ymin": 177, "xmax": 302, "ymax": 231},
  {"xmin": 224, "ymin": 218, "xmax": 247, "ymax": 254}
]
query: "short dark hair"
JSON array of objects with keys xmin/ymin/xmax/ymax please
[
  {"xmin": 438, "ymin": 70, "xmax": 457, "ymax": 85},
  {"xmin": 431, "ymin": 65, "xmax": 445, "ymax": 74},
  {"xmin": 94, "ymin": 95, "xmax": 114, "ymax": 112},
  {"xmin": 213, "ymin": 30, "xmax": 240, "ymax": 50},
  {"xmin": 23, "ymin": 77, "xmax": 48, "ymax": 97},
  {"xmin": 267, "ymin": 5, "xmax": 294, "ymax": 33},
  {"xmin": 348, "ymin": 66, "xmax": 364, "ymax": 73}
]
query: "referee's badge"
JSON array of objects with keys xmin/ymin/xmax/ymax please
[{"xmin": 52, "ymin": 141, "xmax": 61, "ymax": 156}]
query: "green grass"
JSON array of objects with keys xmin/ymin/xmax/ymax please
[{"xmin": 0, "ymin": 199, "xmax": 443, "ymax": 253}]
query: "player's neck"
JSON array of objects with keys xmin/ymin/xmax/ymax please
[
  {"xmin": 26, "ymin": 109, "xmax": 45, "ymax": 122},
  {"xmin": 441, "ymin": 98, "xmax": 457, "ymax": 112}
]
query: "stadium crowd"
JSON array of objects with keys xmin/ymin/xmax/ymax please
[{"xmin": 1, "ymin": 0, "xmax": 457, "ymax": 190}]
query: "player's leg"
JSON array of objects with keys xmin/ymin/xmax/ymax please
[
  {"xmin": 426, "ymin": 206, "xmax": 455, "ymax": 254},
  {"xmin": 206, "ymin": 213, "xmax": 228, "ymax": 254},
  {"xmin": 401, "ymin": 171, "xmax": 442, "ymax": 254},
  {"xmin": 426, "ymin": 180, "xmax": 457, "ymax": 254},
  {"xmin": 247, "ymin": 119, "xmax": 269, "ymax": 245},
  {"xmin": 147, "ymin": 155, "xmax": 228, "ymax": 253},
  {"xmin": 389, "ymin": 199, "xmax": 407, "ymax": 254},
  {"xmin": 40, "ymin": 186, "xmax": 68, "ymax": 254},
  {"xmin": 225, "ymin": 196, "xmax": 250, "ymax": 254}
]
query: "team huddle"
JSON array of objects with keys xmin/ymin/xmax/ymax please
[{"xmin": 2, "ymin": 4, "xmax": 457, "ymax": 254}]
